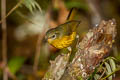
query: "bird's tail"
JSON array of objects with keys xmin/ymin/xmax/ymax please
[{"xmin": 67, "ymin": 8, "xmax": 78, "ymax": 21}]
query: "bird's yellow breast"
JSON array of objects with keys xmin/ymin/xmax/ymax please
[{"xmin": 48, "ymin": 32, "xmax": 76, "ymax": 49}]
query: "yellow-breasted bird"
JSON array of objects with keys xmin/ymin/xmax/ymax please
[
  {"xmin": 45, "ymin": 8, "xmax": 80, "ymax": 49},
  {"xmin": 45, "ymin": 20, "xmax": 80, "ymax": 49}
]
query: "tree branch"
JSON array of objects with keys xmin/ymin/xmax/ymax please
[
  {"xmin": 61, "ymin": 19, "xmax": 116, "ymax": 80},
  {"xmin": 33, "ymin": 34, "xmax": 42, "ymax": 76},
  {"xmin": 1, "ymin": 0, "xmax": 8, "ymax": 79},
  {"xmin": 42, "ymin": 52, "xmax": 71, "ymax": 80}
]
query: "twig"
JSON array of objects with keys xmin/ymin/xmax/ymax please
[
  {"xmin": 98, "ymin": 68, "xmax": 106, "ymax": 80},
  {"xmin": 33, "ymin": 28, "xmax": 46, "ymax": 77},
  {"xmin": 0, "ymin": 0, "xmax": 24, "ymax": 24},
  {"xmin": 33, "ymin": 34, "xmax": 42, "ymax": 76},
  {"xmin": 86, "ymin": 0, "xmax": 102, "ymax": 25},
  {"xmin": 101, "ymin": 68, "xmax": 120, "ymax": 80},
  {"xmin": 7, "ymin": 68, "xmax": 18, "ymax": 80},
  {"xmin": 1, "ymin": 0, "xmax": 8, "ymax": 79}
]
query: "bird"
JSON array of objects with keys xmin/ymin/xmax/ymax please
[
  {"xmin": 45, "ymin": 20, "xmax": 80, "ymax": 49},
  {"xmin": 45, "ymin": 8, "xmax": 80, "ymax": 49}
]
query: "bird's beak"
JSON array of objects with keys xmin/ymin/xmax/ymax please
[
  {"xmin": 44, "ymin": 36, "xmax": 52, "ymax": 43},
  {"xmin": 47, "ymin": 39, "xmax": 52, "ymax": 43}
]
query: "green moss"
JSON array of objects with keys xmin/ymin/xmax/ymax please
[
  {"xmin": 45, "ymin": 72, "xmax": 51, "ymax": 78},
  {"xmin": 77, "ymin": 76, "xmax": 83, "ymax": 80}
]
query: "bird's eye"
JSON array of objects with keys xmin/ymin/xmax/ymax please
[{"xmin": 51, "ymin": 34, "xmax": 56, "ymax": 39}]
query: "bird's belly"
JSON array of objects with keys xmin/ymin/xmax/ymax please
[
  {"xmin": 53, "ymin": 39, "xmax": 73, "ymax": 49},
  {"xmin": 52, "ymin": 32, "xmax": 76, "ymax": 49}
]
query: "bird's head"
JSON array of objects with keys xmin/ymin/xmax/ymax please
[{"xmin": 45, "ymin": 28, "xmax": 61, "ymax": 44}]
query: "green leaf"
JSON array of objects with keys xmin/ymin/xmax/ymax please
[
  {"xmin": 105, "ymin": 62, "xmax": 112, "ymax": 80},
  {"xmin": 99, "ymin": 57, "xmax": 116, "ymax": 69},
  {"xmin": 88, "ymin": 68, "xmax": 97, "ymax": 80},
  {"xmin": 19, "ymin": 0, "xmax": 42, "ymax": 13},
  {"xmin": 109, "ymin": 58, "xmax": 116, "ymax": 77},
  {"xmin": 77, "ymin": 76, "xmax": 83, "ymax": 80},
  {"xmin": 94, "ymin": 74, "xmax": 100, "ymax": 80},
  {"xmin": 8, "ymin": 56, "xmax": 26, "ymax": 74}
]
